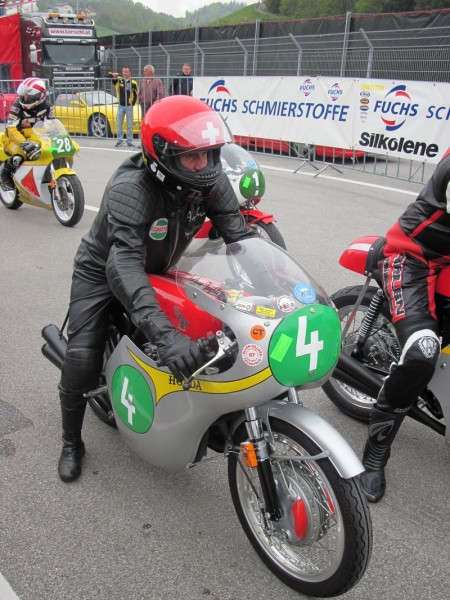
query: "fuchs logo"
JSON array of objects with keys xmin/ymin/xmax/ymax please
[
  {"xmin": 328, "ymin": 82, "xmax": 343, "ymax": 102},
  {"xmin": 374, "ymin": 84, "xmax": 419, "ymax": 131},
  {"xmin": 208, "ymin": 79, "xmax": 231, "ymax": 95},
  {"xmin": 201, "ymin": 78, "xmax": 237, "ymax": 113},
  {"xmin": 149, "ymin": 218, "xmax": 168, "ymax": 240},
  {"xmin": 299, "ymin": 78, "xmax": 315, "ymax": 97}
]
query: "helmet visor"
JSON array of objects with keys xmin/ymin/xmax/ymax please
[{"xmin": 159, "ymin": 111, "xmax": 233, "ymax": 157}]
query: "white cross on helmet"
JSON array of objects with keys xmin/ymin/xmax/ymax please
[{"xmin": 201, "ymin": 121, "xmax": 221, "ymax": 146}]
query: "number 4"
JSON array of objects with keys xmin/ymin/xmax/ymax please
[{"xmin": 296, "ymin": 315, "xmax": 323, "ymax": 371}]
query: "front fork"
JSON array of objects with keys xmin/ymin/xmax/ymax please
[{"xmin": 243, "ymin": 406, "xmax": 281, "ymax": 522}]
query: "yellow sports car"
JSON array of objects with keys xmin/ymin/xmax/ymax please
[{"xmin": 53, "ymin": 91, "xmax": 141, "ymax": 138}]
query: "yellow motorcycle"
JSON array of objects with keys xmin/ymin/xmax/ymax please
[{"xmin": 0, "ymin": 119, "xmax": 84, "ymax": 227}]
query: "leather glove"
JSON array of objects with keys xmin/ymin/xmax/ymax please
[
  {"xmin": 20, "ymin": 141, "xmax": 41, "ymax": 160},
  {"xmin": 156, "ymin": 330, "xmax": 207, "ymax": 381}
]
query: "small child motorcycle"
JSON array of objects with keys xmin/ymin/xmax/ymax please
[
  {"xmin": 0, "ymin": 118, "xmax": 84, "ymax": 227},
  {"xmin": 42, "ymin": 236, "xmax": 372, "ymax": 597}
]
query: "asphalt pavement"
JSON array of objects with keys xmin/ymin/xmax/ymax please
[{"xmin": 0, "ymin": 139, "xmax": 449, "ymax": 600}]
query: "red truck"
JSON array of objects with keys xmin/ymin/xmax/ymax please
[{"xmin": 0, "ymin": 9, "xmax": 104, "ymax": 92}]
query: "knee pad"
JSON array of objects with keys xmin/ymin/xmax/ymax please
[
  {"xmin": 61, "ymin": 347, "xmax": 104, "ymax": 395},
  {"xmin": 380, "ymin": 330, "xmax": 440, "ymax": 411}
]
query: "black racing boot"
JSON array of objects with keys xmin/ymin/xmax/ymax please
[
  {"xmin": 0, "ymin": 159, "xmax": 16, "ymax": 191},
  {"xmin": 360, "ymin": 405, "xmax": 405, "ymax": 502},
  {"xmin": 58, "ymin": 402, "xmax": 86, "ymax": 483}
]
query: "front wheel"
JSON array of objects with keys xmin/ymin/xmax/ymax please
[
  {"xmin": 229, "ymin": 419, "xmax": 372, "ymax": 597},
  {"xmin": 322, "ymin": 286, "xmax": 400, "ymax": 421},
  {"xmin": 244, "ymin": 216, "xmax": 286, "ymax": 249},
  {"xmin": 52, "ymin": 174, "xmax": 85, "ymax": 227}
]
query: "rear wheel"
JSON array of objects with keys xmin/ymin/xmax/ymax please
[
  {"xmin": 0, "ymin": 166, "xmax": 22, "ymax": 209},
  {"xmin": 322, "ymin": 286, "xmax": 400, "ymax": 421},
  {"xmin": 52, "ymin": 174, "xmax": 85, "ymax": 227},
  {"xmin": 228, "ymin": 419, "xmax": 372, "ymax": 597}
]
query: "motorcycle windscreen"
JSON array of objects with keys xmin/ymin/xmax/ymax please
[{"xmin": 171, "ymin": 237, "xmax": 341, "ymax": 387}]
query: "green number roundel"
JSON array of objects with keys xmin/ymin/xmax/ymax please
[
  {"xmin": 111, "ymin": 366, "xmax": 154, "ymax": 433},
  {"xmin": 268, "ymin": 305, "xmax": 341, "ymax": 387},
  {"xmin": 239, "ymin": 168, "xmax": 266, "ymax": 199}
]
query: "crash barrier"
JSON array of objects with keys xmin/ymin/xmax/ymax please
[{"xmin": 0, "ymin": 77, "xmax": 436, "ymax": 185}]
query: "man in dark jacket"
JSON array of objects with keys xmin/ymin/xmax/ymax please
[
  {"xmin": 361, "ymin": 150, "xmax": 450, "ymax": 502},
  {"xmin": 110, "ymin": 67, "xmax": 138, "ymax": 148},
  {"xmin": 57, "ymin": 95, "xmax": 253, "ymax": 483},
  {"xmin": 170, "ymin": 63, "xmax": 193, "ymax": 96}
]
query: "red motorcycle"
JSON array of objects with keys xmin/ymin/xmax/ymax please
[
  {"xmin": 322, "ymin": 235, "xmax": 450, "ymax": 443},
  {"xmin": 196, "ymin": 142, "xmax": 286, "ymax": 248}
]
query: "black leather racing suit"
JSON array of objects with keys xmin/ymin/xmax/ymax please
[
  {"xmin": 377, "ymin": 153, "xmax": 450, "ymax": 412},
  {"xmin": 59, "ymin": 152, "xmax": 252, "ymax": 405}
]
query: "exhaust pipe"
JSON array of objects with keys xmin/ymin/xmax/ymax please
[
  {"xmin": 332, "ymin": 353, "xmax": 384, "ymax": 398},
  {"xmin": 41, "ymin": 324, "xmax": 67, "ymax": 371}
]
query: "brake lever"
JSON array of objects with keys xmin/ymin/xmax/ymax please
[{"xmin": 182, "ymin": 330, "xmax": 237, "ymax": 390}]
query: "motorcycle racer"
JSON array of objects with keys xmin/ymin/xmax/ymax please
[
  {"xmin": 361, "ymin": 152, "xmax": 450, "ymax": 502},
  {"xmin": 0, "ymin": 78, "xmax": 54, "ymax": 191},
  {"xmin": 57, "ymin": 95, "xmax": 254, "ymax": 484}
]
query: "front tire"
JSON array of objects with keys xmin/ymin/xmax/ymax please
[
  {"xmin": 322, "ymin": 286, "xmax": 399, "ymax": 421},
  {"xmin": 244, "ymin": 216, "xmax": 286, "ymax": 249},
  {"xmin": 52, "ymin": 174, "xmax": 85, "ymax": 227},
  {"xmin": 228, "ymin": 419, "xmax": 372, "ymax": 597}
]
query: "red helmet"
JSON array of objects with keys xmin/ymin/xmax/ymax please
[
  {"xmin": 141, "ymin": 96, "xmax": 231, "ymax": 197},
  {"xmin": 17, "ymin": 78, "xmax": 47, "ymax": 110}
]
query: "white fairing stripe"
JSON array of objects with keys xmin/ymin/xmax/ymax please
[{"xmin": 348, "ymin": 243, "xmax": 372, "ymax": 252}]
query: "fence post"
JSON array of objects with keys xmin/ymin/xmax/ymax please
[
  {"xmin": 130, "ymin": 46, "xmax": 141, "ymax": 75},
  {"xmin": 252, "ymin": 20, "xmax": 260, "ymax": 76},
  {"xmin": 289, "ymin": 33, "xmax": 303, "ymax": 76},
  {"xmin": 340, "ymin": 11, "xmax": 352, "ymax": 77},
  {"xmin": 148, "ymin": 31, "xmax": 152, "ymax": 64},
  {"xmin": 235, "ymin": 37, "xmax": 248, "ymax": 76},
  {"xmin": 159, "ymin": 44, "xmax": 170, "ymax": 78},
  {"xmin": 359, "ymin": 28, "xmax": 374, "ymax": 78},
  {"xmin": 193, "ymin": 41, "xmax": 205, "ymax": 76}
]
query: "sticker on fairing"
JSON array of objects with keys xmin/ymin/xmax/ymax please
[
  {"xmin": 242, "ymin": 343, "xmax": 263, "ymax": 366},
  {"xmin": 293, "ymin": 283, "xmax": 317, "ymax": 304},
  {"xmin": 277, "ymin": 295, "xmax": 295, "ymax": 313},
  {"xmin": 149, "ymin": 218, "xmax": 168, "ymax": 240},
  {"xmin": 268, "ymin": 305, "xmax": 341, "ymax": 386},
  {"xmin": 256, "ymin": 305, "xmax": 276, "ymax": 318},
  {"xmin": 111, "ymin": 365, "xmax": 154, "ymax": 433},
  {"xmin": 250, "ymin": 325, "xmax": 266, "ymax": 340}
]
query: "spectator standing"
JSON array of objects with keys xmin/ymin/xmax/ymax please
[
  {"xmin": 138, "ymin": 64, "xmax": 164, "ymax": 118},
  {"xmin": 170, "ymin": 63, "xmax": 193, "ymax": 96},
  {"xmin": 110, "ymin": 67, "xmax": 138, "ymax": 148}
]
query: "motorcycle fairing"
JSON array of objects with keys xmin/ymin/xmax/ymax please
[
  {"xmin": 426, "ymin": 346, "xmax": 450, "ymax": 443},
  {"xmin": 15, "ymin": 164, "xmax": 52, "ymax": 208}
]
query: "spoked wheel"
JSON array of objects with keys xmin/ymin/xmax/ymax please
[
  {"xmin": 229, "ymin": 419, "xmax": 372, "ymax": 597},
  {"xmin": 51, "ymin": 174, "xmax": 85, "ymax": 227},
  {"xmin": 322, "ymin": 286, "xmax": 400, "ymax": 421},
  {"xmin": 244, "ymin": 215, "xmax": 286, "ymax": 249}
]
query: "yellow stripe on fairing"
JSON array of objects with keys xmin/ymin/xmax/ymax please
[{"xmin": 129, "ymin": 348, "xmax": 272, "ymax": 404}]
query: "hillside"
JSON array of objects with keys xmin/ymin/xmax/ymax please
[{"xmin": 211, "ymin": 2, "xmax": 286, "ymax": 24}]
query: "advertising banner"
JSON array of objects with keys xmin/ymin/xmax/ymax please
[{"xmin": 194, "ymin": 76, "xmax": 450, "ymax": 164}]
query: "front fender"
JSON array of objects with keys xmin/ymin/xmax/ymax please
[
  {"xmin": 235, "ymin": 399, "xmax": 363, "ymax": 479},
  {"xmin": 242, "ymin": 208, "xmax": 275, "ymax": 225},
  {"xmin": 54, "ymin": 167, "xmax": 77, "ymax": 179}
]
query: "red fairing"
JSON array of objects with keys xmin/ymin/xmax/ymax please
[
  {"xmin": 339, "ymin": 236, "xmax": 379, "ymax": 275},
  {"xmin": 148, "ymin": 273, "xmax": 222, "ymax": 339}
]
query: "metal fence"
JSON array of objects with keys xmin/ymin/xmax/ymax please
[{"xmin": 104, "ymin": 21, "xmax": 450, "ymax": 83}]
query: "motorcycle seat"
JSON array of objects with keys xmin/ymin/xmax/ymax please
[{"xmin": 366, "ymin": 236, "xmax": 386, "ymax": 284}]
